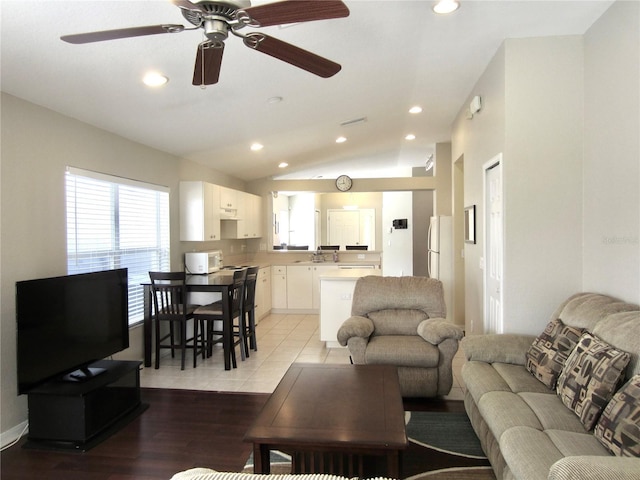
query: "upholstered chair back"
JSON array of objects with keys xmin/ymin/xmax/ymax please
[{"xmin": 350, "ymin": 276, "xmax": 446, "ymax": 336}]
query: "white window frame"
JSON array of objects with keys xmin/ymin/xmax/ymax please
[{"xmin": 65, "ymin": 167, "xmax": 170, "ymax": 326}]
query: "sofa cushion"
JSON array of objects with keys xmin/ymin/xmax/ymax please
[
  {"xmin": 368, "ymin": 309, "xmax": 428, "ymax": 336},
  {"xmin": 545, "ymin": 429, "xmax": 611, "ymax": 457},
  {"xmin": 364, "ymin": 335, "xmax": 439, "ymax": 368},
  {"xmin": 526, "ymin": 318, "xmax": 585, "ymax": 389},
  {"xmin": 493, "ymin": 363, "xmax": 554, "ymax": 394},
  {"xmin": 594, "ymin": 374, "xmax": 640, "ymax": 457},
  {"xmin": 478, "ymin": 391, "xmax": 543, "ymax": 441},
  {"xmin": 519, "ymin": 392, "xmax": 586, "ymax": 433},
  {"xmin": 462, "ymin": 361, "xmax": 512, "ymax": 404},
  {"xmin": 557, "ymin": 332, "xmax": 631, "ymax": 430},
  {"xmin": 500, "ymin": 426, "xmax": 564, "ymax": 480}
]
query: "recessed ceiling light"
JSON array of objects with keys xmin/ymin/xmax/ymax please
[
  {"xmin": 405, "ymin": 134, "xmax": 416, "ymax": 140},
  {"xmin": 433, "ymin": 0, "xmax": 460, "ymax": 14},
  {"xmin": 278, "ymin": 162, "xmax": 288, "ymax": 168},
  {"xmin": 142, "ymin": 72, "xmax": 168, "ymax": 87},
  {"xmin": 409, "ymin": 106, "xmax": 423, "ymax": 114},
  {"xmin": 336, "ymin": 136, "xmax": 347, "ymax": 143},
  {"xmin": 250, "ymin": 143, "xmax": 264, "ymax": 151}
]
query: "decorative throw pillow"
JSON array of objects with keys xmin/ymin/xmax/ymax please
[
  {"xmin": 594, "ymin": 374, "xmax": 640, "ymax": 457},
  {"xmin": 556, "ymin": 332, "xmax": 631, "ymax": 430},
  {"xmin": 526, "ymin": 318, "xmax": 585, "ymax": 389}
]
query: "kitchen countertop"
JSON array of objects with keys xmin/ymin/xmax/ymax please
[{"xmin": 318, "ymin": 268, "xmax": 382, "ymax": 280}]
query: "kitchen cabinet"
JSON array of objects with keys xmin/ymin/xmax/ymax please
[
  {"xmin": 271, "ymin": 266, "xmax": 287, "ymax": 309},
  {"xmin": 221, "ymin": 191, "xmax": 263, "ymax": 239},
  {"xmin": 220, "ymin": 186, "xmax": 238, "ymax": 211},
  {"xmin": 179, "ymin": 181, "xmax": 220, "ymax": 241},
  {"xmin": 237, "ymin": 192, "xmax": 263, "ymax": 239},
  {"xmin": 255, "ymin": 266, "xmax": 271, "ymax": 321},
  {"xmin": 286, "ymin": 265, "xmax": 313, "ymax": 309}
]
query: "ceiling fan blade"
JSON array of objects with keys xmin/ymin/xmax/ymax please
[
  {"xmin": 239, "ymin": 0, "xmax": 349, "ymax": 27},
  {"xmin": 193, "ymin": 43, "xmax": 224, "ymax": 86},
  {"xmin": 244, "ymin": 33, "xmax": 340, "ymax": 78},
  {"xmin": 61, "ymin": 25, "xmax": 184, "ymax": 44}
]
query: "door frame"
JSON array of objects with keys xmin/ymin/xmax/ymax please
[{"xmin": 483, "ymin": 153, "xmax": 504, "ymax": 333}]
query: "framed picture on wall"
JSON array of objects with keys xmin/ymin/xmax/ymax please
[{"xmin": 464, "ymin": 205, "xmax": 476, "ymax": 244}]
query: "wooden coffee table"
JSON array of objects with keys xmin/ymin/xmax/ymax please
[{"xmin": 244, "ymin": 363, "xmax": 407, "ymax": 478}]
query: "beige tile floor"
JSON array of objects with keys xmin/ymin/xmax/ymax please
[{"xmin": 140, "ymin": 312, "xmax": 466, "ymax": 400}]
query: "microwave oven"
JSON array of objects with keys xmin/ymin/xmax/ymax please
[{"xmin": 184, "ymin": 250, "xmax": 223, "ymax": 275}]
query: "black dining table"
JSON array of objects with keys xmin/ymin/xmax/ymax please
[{"xmin": 142, "ymin": 272, "xmax": 237, "ymax": 370}]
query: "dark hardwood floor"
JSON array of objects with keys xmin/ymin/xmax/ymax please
[
  {"xmin": 1, "ymin": 389, "xmax": 269, "ymax": 480},
  {"xmin": 1, "ymin": 389, "xmax": 465, "ymax": 480}
]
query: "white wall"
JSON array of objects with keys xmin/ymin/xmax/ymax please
[
  {"xmin": 452, "ymin": 0, "xmax": 640, "ymax": 335},
  {"xmin": 0, "ymin": 93, "xmax": 244, "ymax": 443},
  {"xmin": 502, "ymin": 36, "xmax": 585, "ymax": 333},
  {"xmin": 582, "ymin": 0, "xmax": 640, "ymax": 302},
  {"xmin": 451, "ymin": 45, "xmax": 506, "ymax": 334},
  {"xmin": 382, "ymin": 192, "xmax": 413, "ymax": 275},
  {"xmin": 453, "ymin": 36, "xmax": 586, "ymax": 334}
]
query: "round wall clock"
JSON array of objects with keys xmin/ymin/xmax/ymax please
[{"xmin": 335, "ymin": 174, "xmax": 353, "ymax": 192}]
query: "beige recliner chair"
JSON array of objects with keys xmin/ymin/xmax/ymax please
[{"xmin": 337, "ymin": 276, "xmax": 464, "ymax": 397}]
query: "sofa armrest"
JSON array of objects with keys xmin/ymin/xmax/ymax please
[
  {"xmin": 461, "ymin": 334, "xmax": 536, "ymax": 365},
  {"xmin": 337, "ymin": 316, "xmax": 374, "ymax": 346},
  {"xmin": 548, "ymin": 456, "xmax": 640, "ymax": 480},
  {"xmin": 417, "ymin": 318, "xmax": 464, "ymax": 345}
]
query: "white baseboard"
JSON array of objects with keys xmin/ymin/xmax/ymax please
[{"xmin": 1, "ymin": 421, "xmax": 28, "ymax": 450}]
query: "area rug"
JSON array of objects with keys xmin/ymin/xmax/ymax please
[
  {"xmin": 243, "ymin": 411, "xmax": 495, "ymax": 480},
  {"xmin": 402, "ymin": 411, "xmax": 494, "ymax": 480}
]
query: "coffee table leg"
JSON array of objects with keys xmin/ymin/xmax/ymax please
[
  {"xmin": 253, "ymin": 444, "xmax": 270, "ymax": 474},
  {"xmin": 387, "ymin": 450, "xmax": 402, "ymax": 479}
]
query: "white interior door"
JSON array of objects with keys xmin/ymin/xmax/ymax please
[
  {"xmin": 328, "ymin": 210, "xmax": 360, "ymax": 247},
  {"xmin": 484, "ymin": 155, "xmax": 503, "ymax": 334}
]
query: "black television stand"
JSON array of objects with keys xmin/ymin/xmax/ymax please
[{"xmin": 25, "ymin": 360, "xmax": 147, "ymax": 452}]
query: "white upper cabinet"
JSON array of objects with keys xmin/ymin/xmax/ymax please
[
  {"xmin": 180, "ymin": 181, "xmax": 221, "ymax": 241},
  {"xmin": 180, "ymin": 183, "xmax": 263, "ymax": 242}
]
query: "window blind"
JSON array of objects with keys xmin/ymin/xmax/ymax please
[{"xmin": 66, "ymin": 167, "xmax": 170, "ymax": 325}]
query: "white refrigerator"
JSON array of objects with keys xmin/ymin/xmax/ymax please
[{"xmin": 427, "ymin": 216, "xmax": 453, "ymax": 322}]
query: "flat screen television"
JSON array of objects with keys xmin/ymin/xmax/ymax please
[{"xmin": 16, "ymin": 268, "xmax": 129, "ymax": 395}]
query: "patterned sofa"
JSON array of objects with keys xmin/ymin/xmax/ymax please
[{"xmin": 461, "ymin": 293, "xmax": 640, "ymax": 480}]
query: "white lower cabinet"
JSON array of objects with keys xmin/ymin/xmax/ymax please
[
  {"xmin": 271, "ymin": 264, "xmax": 363, "ymax": 312},
  {"xmin": 255, "ymin": 266, "xmax": 271, "ymax": 321},
  {"xmin": 286, "ymin": 265, "xmax": 313, "ymax": 309},
  {"xmin": 271, "ymin": 266, "xmax": 287, "ymax": 309}
]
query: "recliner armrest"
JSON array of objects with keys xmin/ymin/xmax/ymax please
[
  {"xmin": 337, "ymin": 316, "xmax": 374, "ymax": 346},
  {"xmin": 461, "ymin": 334, "xmax": 536, "ymax": 365},
  {"xmin": 417, "ymin": 318, "xmax": 464, "ymax": 345},
  {"xmin": 548, "ymin": 456, "xmax": 640, "ymax": 480}
]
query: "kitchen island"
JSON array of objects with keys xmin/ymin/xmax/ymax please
[{"xmin": 319, "ymin": 268, "xmax": 382, "ymax": 347}]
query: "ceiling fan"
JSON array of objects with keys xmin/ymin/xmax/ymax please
[{"xmin": 61, "ymin": 0, "xmax": 350, "ymax": 86}]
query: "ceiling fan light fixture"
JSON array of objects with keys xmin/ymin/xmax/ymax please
[
  {"xmin": 142, "ymin": 72, "xmax": 169, "ymax": 87},
  {"xmin": 433, "ymin": 0, "xmax": 460, "ymax": 14}
]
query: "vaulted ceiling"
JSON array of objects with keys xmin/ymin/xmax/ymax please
[{"xmin": 1, "ymin": 1, "xmax": 612, "ymax": 181}]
